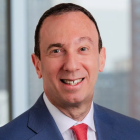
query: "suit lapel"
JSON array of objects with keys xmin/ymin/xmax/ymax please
[
  {"xmin": 94, "ymin": 104, "xmax": 125, "ymax": 140},
  {"xmin": 28, "ymin": 94, "xmax": 63, "ymax": 140},
  {"xmin": 28, "ymin": 122, "xmax": 63, "ymax": 140}
]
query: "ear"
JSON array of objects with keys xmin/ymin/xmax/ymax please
[
  {"xmin": 99, "ymin": 47, "xmax": 106, "ymax": 72},
  {"xmin": 31, "ymin": 54, "xmax": 42, "ymax": 78}
]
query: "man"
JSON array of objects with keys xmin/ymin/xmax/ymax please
[{"xmin": 0, "ymin": 3, "xmax": 140, "ymax": 140}]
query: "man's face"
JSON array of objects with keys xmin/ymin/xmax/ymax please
[{"xmin": 32, "ymin": 12, "xmax": 106, "ymax": 108}]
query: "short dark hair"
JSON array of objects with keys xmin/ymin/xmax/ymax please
[{"xmin": 34, "ymin": 3, "xmax": 102, "ymax": 59}]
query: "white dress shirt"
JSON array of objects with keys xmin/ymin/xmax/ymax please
[{"xmin": 43, "ymin": 93, "xmax": 97, "ymax": 140}]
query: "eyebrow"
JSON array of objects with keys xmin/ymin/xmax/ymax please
[
  {"xmin": 46, "ymin": 36, "xmax": 94, "ymax": 51},
  {"xmin": 47, "ymin": 43, "xmax": 64, "ymax": 51}
]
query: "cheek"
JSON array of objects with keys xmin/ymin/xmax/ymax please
[
  {"xmin": 41, "ymin": 59, "xmax": 62, "ymax": 79},
  {"xmin": 82, "ymin": 55, "xmax": 99, "ymax": 84},
  {"xmin": 84, "ymin": 55, "xmax": 99, "ymax": 71}
]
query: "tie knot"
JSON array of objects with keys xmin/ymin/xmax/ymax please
[{"xmin": 70, "ymin": 123, "xmax": 88, "ymax": 140}]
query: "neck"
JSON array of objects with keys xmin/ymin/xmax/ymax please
[
  {"xmin": 55, "ymin": 101, "xmax": 92, "ymax": 121},
  {"xmin": 45, "ymin": 92, "xmax": 93, "ymax": 121}
]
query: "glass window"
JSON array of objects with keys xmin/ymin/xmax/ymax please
[{"xmin": 0, "ymin": 0, "xmax": 9, "ymax": 126}]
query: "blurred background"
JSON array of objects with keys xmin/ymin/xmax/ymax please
[{"xmin": 0, "ymin": 0, "xmax": 140, "ymax": 126}]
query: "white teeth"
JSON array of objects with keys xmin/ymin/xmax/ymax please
[{"xmin": 63, "ymin": 79, "xmax": 83, "ymax": 85}]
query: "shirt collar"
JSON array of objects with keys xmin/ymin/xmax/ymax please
[{"xmin": 43, "ymin": 92, "xmax": 96, "ymax": 134}]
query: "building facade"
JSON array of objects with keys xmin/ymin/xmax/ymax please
[{"xmin": 130, "ymin": 0, "xmax": 140, "ymax": 119}]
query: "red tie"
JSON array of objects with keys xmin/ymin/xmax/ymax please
[{"xmin": 70, "ymin": 123, "xmax": 88, "ymax": 140}]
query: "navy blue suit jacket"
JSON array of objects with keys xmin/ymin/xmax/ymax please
[{"xmin": 0, "ymin": 94, "xmax": 140, "ymax": 140}]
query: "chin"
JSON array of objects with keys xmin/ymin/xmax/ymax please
[{"xmin": 64, "ymin": 95, "xmax": 85, "ymax": 105}]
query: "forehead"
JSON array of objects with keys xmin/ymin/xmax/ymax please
[{"xmin": 40, "ymin": 11, "xmax": 98, "ymax": 44}]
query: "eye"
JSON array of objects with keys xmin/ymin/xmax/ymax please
[
  {"xmin": 80, "ymin": 47, "xmax": 87, "ymax": 51},
  {"xmin": 48, "ymin": 48, "xmax": 65, "ymax": 57},
  {"xmin": 52, "ymin": 49, "xmax": 60, "ymax": 53}
]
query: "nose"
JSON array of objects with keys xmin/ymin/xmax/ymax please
[{"xmin": 62, "ymin": 53, "xmax": 80, "ymax": 72}]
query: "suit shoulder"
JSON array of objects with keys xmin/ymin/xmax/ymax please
[
  {"xmin": 94, "ymin": 104, "xmax": 140, "ymax": 139},
  {"xmin": 94, "ymin": 103, "xmax": 140, "ymax": 123},
  {"xmin": 0, "ymin": 108, "xmax": 35, "ymax": 140},
  {"xmin": 94, "ymin": 103, "xmax": 140, "ymax": 132}
]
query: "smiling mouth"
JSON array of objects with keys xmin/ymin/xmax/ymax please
[{"xmin": 60, "ymin": 78, "xmax": 84, "ymax": 86}]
